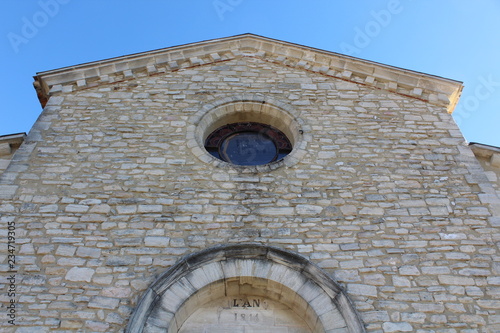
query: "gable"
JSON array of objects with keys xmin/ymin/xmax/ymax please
[{"xmin": 33, "ymin": 34, "xmax": 463, "ymax": 113}]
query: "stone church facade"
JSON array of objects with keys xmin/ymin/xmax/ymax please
[{"xmin": 1, "ymin": 34, "xmax": 500, "ymax": 332}]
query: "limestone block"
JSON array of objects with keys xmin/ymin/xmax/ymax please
[
  {"xmin": 438, "ymin": 275, "xmax": 475, "ymax": 286},
  {"xmin": 392, "ymin": 276, "xmax": 411, "ymax": 287},
  {"xmin": 0, "ymin": 159, "xmax": 10, "ymax": 170},
  {"xmin": 491, "ymin": 153, "xmax": 500, "ymax": 167},
  {"xmin": 145, "ymin": 236, "xmax": 170, "ymax": 247},
  {"xmin": 401, "ymin": 312, "xmax": 426, "ymax": 323},
  {"xmin": 295, "ymin": 204, "xmax": 323, "ymax": 215},
  {"xmin": 102, "ymin": 287, "xmax": 132, "ymax": 298},
  {"xmin": 359, "ymin": 207, "xmax": 384, "ymax": 215},
  {"xmin": 109, "ymin": 92, "xmax": 133, "ymax": 99},
  {"xmin": 383, "ymin": 322, "xmax": 413, "ymax": 332},
  {"xmin": 398, "ymin": 266, "xmax": 420, "ymax": 276},
  {"xmin": 0, "ymin": 185, "xmax": 18, "ymax": 199},
  {"xmin": 319, "ymin": 308, "xmax": 347, "ymax": 330},
  {"xmin": 145, "ymin": 157, "xmax": 166, "ymax": 164},
  {"xmin": 49, "ymin": 84, "xmax": 62, "ymax": 93},
  {"xmin": 88, "ymin": 296, "xmax": 120, "ymax": 310},
  {"xmin": 65, "ymin": 204, "xmax": 89, "ymax": 213},
  {"xmin": 363, "ymin": 274, "xmax": 386, "ymax": 286},
  {"xmin": 138, "ymin": 205, "xmax": 162, "ymax": 213},
  {"xmin": 255, "ymin": 207, "xmax": 294, "ymax": 216},
  {"xmin": 488, "ymin": 276, "xmax": 500, "ymax": 285},
  {"xmin": 186, "ymin": 267, "xmax": 214, "ymax": 290},
  {"xmin": 372, "ymin": 240, "xmax": 395, "ymax": 248},
  {"xmin": 76, "ymin": 246, "xmax": 102, "ymax": 258},
  {"xmin": 117, "ymin": 206, "xmax": 138, "ymax": 214},
  {"xmin": 334, "ymin": 270, "xmax": 360, "ymax": 283},
  {"xmin": 340, "ymin": 205, "xmax": 357, "ymax": 216},
  {"xmin": 94, "ymin": 276, "xmax": 113, "ymax": 285},
  {"xmin": 0, "ymin": 143, "xmax": 11, "ymax": 156},
  {"xmin": 340, "ymin": 260, "xmax": 364, "ymax": 270},
  {"xmin": 421, "ymin": 266, "xmax": 451, "ymax": 275},
  {"xmin": 106, "ymin": 256, "xmax": 136, "ymax": 266},
  {"xmin": 65, "ymin": 267, "xmax": 95, "ymax": 282},
  {"xmin": 412, "ymin": 303, "xmax": 445, "ymax": 313},
  {"xmin": 61, "ymin": 320, "xmax": 83, "ymax": 329},
  {"xmin": 39, "ymin": 204, "xmax": 58, "ymax": 213},
  {"xmin": 56, "ymin": 245, "xmax": 77, "ymax": 257},
  {"xmin": 115, "ymin": 238, "xmax": 142, "ymax": 247},
  {"xmin": 209, "ymin": 53, "xmax": 221, "ymax": 61},
  {"xmin": 46, "ymin": 95, "xmax": 64, "ymax": 105},
  {"xmin": 347, "ymin": 284, "xmax": 377, "ymax": 297},
  {"xmin": 465, "ymin": 286, "xmax": 484, "ymax": 297},
  {"xmin": 458, "ymin": 268, "xmax": 490, "ymax": 276}
]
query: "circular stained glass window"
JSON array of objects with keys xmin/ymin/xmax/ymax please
[{"xmin": 205, "ymin": 122, "xmax": 292, "ymax": 166}]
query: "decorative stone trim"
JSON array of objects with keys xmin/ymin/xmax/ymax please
[
  {"xmin": 455, "ymin": 142, "xmax": 500, "ymax": 230},
  {"xmin": 0, "ymin": 133, "xmax": 29, "ymax": 199},
  {"xmin": 33, "ymin": 34, "xmax": 463, "ymax": 112},
  {"xmin": 187, "ymin": 95, "xmax": 311, "ymax": 172},
  {"xmin": 126, "ymin": 244, "xmax": 366, "ymax": 333},
  {"xmin": 0, "ymin": 133, "xmax": 25, "ymax": 157}
]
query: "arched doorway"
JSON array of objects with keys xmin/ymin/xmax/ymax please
[{"xmin": 126, "ymin": 244, "xmax": 365, "ymax": 333}]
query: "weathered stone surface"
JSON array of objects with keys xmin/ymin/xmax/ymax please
[
  {"xmin": 2, "ymin": 35, "xmax": 499, "ymax": 333},
  {"xmin": 88, "ymin": 296, "xmax": 120, "ymax": 310},
  {"xmin": 347, "ymin": 284, "xmax": 378, "ymax": 297},
  {"xmin": 76, "ymin": 247, "xmax": 101, "ymax": 258},
  {"xmin": 144, "ymin": 236, "xmax": 170, "ymax": 247},
  {"xmin": 65, "ymin": 267, "xmax": 95, "ymax": 282},
  {"xmin": 383, "ymin": 322, "xmax": 413, "ymax": 332},
  {"xmin": 438, "ymin": 275, "xmax": 475, "ymax": 286},
  {"xmin": 295, "ymin": 204, "xmax": 323, "ymax": 215}
]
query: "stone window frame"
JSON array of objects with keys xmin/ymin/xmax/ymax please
[
  {"xmin": 204, "ymin": 121, "xmax": 293, "ymax": 165},
  {"xmin": 126, "ymin": 244, "xmax": 366, "ymax": 333},
  {"xmin": 187, "ymin": 94, "xmax": 311, "ymax": 172}
]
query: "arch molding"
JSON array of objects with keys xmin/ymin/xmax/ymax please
[{"xmin": 126, "ymin": 244, "xmax": 365, "ymax": 333}]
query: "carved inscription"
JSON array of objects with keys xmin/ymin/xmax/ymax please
[
  {"xmin": 231, "ymin": 298, "xmax": 262, "ymax": 308},
  {"xmin": 227, "ymin": 298, "xmax": 266, "ymax": 323},
  {"xmin": 180, "ymin": 296, "xmax": 311, "ymax": 332},
  {"xmin": 234, "ymin": 312, "xmax": 259, "ymax": 322}
]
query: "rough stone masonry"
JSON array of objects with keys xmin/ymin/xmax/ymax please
[{"xmin": 1, "ymin": 34, "xmax": 499, "ymax": 332}]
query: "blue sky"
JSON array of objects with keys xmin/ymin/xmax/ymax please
[{"xmin": 1, "ymin": 0, "xmax": 500, "ymax": 146}]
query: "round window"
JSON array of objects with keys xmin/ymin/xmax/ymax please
[{"xmin": 205, "ymin": 122, "xmax": 292, "ymax": 166}]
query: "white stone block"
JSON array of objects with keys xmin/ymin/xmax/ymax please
[
  {"xmin": 383, "ymin": 322, "xmax": 413, "ymax": 332},
  {"xmin": 65, "ymin": 267, "xmax": 95, "ymax": 282},
  {"xmin": 491, "ymin": 153, "xmax": 500, "ymax": 167},
  {"xmin": 0, "ymin": 143, "xmax": 11, "ymax": 156},
  {"xmin": 295, "ymin": 204, "xmax": 323, "ymax": 215},
  {"xmin": 145, "ymin": 236, "xmax": 170, "ymax": 247},
  {"xmin": 347, "ymin": 284, "xmax": 377, "ymax": 297},
  {"xmin": 88, "ymin": 296, "xmax": 120, "ymax": 309}
]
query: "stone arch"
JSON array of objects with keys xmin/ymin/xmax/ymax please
[
  {"xmin": 126, "ymin": 244, "xmax": 365, "ymax": 333},
  {"xmin": 186, "ymin": 95, "xmax": 312, "ymax": 171}
]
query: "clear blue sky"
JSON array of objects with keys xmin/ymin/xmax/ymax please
[{"xmin": 1, "ymin": 0, "xmax": 499, "ymax": 146}]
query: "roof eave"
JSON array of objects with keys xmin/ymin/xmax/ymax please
[{"xmin": 33, "ymin": 33, "xmax": 463, "ymax": 112}]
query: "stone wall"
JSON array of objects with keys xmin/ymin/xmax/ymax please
[
  {"xmin": 470, "ymin": 143, "xmax": 500, "ymax": 199},
  {"xmin": 0, "ymin": 133, "xmax": 25, "ymax": 177},
  {"xmin": 1, "ymin": 51, "xmax": 500, "ymax": 332}
]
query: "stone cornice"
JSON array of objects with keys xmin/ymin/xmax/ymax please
[
  {"xmin": 33, "ymin": 33, "xmax": 463, "ymax": 112},
  {"xmin": 0, "ymin": 132, "xmax": 26, "ymax": 146}
]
